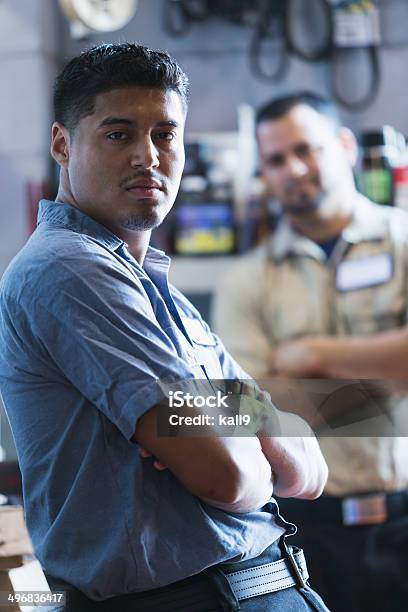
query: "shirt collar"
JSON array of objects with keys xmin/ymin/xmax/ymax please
[
  {"xmin": 37, "ymin": 199, "xmax": 125, "ymax": 252},
  {"xmin": 268, "ymin": 195, "xmax": 387, "ymax": 262},
  {"xmin": 341, "ymin": 195, "xmax": 388, "ymax": 243},
  {"xmin": 37, "ymin": 199, "xmax": 172, "ymax": 272},
  {"xmin": 268, "ymin": 217, "xmax": 325, "ymax": 262}
]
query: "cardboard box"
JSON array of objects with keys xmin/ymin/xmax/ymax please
[{"xmin": 0, "ymin": 507, "xmax": 33, "ymax": 559}]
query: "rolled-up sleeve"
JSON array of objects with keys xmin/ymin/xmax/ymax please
[{"xmin": 1, "ymin": 248, "xmax": 197, "ymax": 440}]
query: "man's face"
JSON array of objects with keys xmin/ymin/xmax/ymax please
[
  {"xmin": 56, "ymin": 87, "xmax": 185, "ymax": 235},
  {"xmin": 257, "ymin": 105, "xmax": 354, "ymax": 216}
]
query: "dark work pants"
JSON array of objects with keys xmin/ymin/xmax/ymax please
[
  {"xmin": 46, "ymin": 538, "xmax": 330, "ymax": 612},
  {"xmin": 278, "ymin": 497, "xmax": 408, "ymax": 612}
]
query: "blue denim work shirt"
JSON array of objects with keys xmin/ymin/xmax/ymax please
[{"xmin": 0, "ymin": 200, "xmax": 287, "ymax": 600}]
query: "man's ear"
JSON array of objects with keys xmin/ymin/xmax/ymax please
[
  {"xmin": 50, "ymin": 122, "xmax": 71, "ymax": 168},
  {"xmin": 338, "ymin": 127, "xmax": 358, "ymax": 167}
]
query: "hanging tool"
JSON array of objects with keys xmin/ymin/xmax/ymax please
[
  {"xmin": 285, "ymin": 0, "xmax": 332, "ymax": 62},
  {"xmin": 206, "ymin": 0, "xmax": 260, "ymax": 26},
  {"xmin": 163, "ymin": 0, "xmax": 209, "ymax": 37},
  {"xmin": 249, "ymin": 0, "xmax": 288, "ymax": 82},
  {"xmin": 329, "ymin": 0, "xmax": 381, "ymax": 110}
]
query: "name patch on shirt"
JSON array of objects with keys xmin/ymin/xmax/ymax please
[
  {"xmin": 336, "ymin": 253, "xmax": 393, "ymax": 292},
  {"xmin": 182, "ymin": 317, "xmax": 216, "ymax": 346}
]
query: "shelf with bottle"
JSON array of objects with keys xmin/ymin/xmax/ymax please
[{"xmin": 357, "ymin": 125, "xmax": 408, "ymax": 210}]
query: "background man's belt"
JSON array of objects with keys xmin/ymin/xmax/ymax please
[{"xmin": 279, "ymin": 490, "xmax": 408, "ymax": 526}]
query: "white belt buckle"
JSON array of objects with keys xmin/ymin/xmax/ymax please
[{"xmin": 342, "ymin": 494, "xmax": 387, "ymax": 526}]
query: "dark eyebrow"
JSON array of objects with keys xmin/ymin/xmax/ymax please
[
  {"xmin": 97, "ymin": 117, "xmax": 134, "ymax": 128},
  {"xmin": 265, "ymin": 153, "xmax": 285, "ymax": 164},
  {"xmin": 157, "ymin": 120, "xmax": 180, "ymax": 128},
  {"xmin": 97, "ymin": 117, "xmax": 180, "ymax": 129}
]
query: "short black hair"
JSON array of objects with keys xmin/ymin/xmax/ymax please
[
  {"xmin": 256, "ymin": 92, "xmax": 340, "ymax": 129},
  {"xmin": 53, "ymin": 43, "xmax": 189, "ymax": 134}
]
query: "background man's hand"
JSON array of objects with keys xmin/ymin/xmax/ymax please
[{"xmin": 273, "ymin": 337, "xmax": 329, "ymax": 377}]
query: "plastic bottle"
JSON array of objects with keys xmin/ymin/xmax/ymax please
[
  {"xmin": 393, "ymin": 132, "xmax": 408, "ymax": 211},
  {"xmin": 358, "ymin": 126, "xmax": 398, "ymax": 206}
]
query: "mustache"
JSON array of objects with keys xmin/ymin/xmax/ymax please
[
  {"xmin": 286, "ymin": 176, "xmax": 320, "ymax": 190},
  {"xmin": 120, "ymin": 172, "xmax": 166, "ymax": 190}
]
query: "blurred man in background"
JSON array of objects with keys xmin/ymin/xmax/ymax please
[{"xmin": 213, "ymin": 92, "xmax": 408, "ymax": 612}]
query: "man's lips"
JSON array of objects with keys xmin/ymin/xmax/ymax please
[
  {"xmin": 125, "ymin": 180, "xmax": 163, "ymax": 191},
  {"xmin": 125, "ymin": 181, "xmax": 164, "ymax": 199}
]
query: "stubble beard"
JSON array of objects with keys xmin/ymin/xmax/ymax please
[
  {"xmin": 120, "ymin": 201, "xmax": 170, "ymax": 231},
  {"xmin": 121, "ymin": 213, "xmax": 161, "ymax": 231},
  {"xmin": 284, "ymin": 191, "xmax": 324, "ymax": 216}
]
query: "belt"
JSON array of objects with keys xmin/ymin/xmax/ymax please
[
  {"xmin": 224, "ymin": 547, "xmax": 309, "ymax": 601},
  {"xmin": 46, "ymin": 547, "xmax": 309, "ymax": 610},
  {"xmin": 278, "ymin": 489, "xmax": 408, "ymax": 526}
]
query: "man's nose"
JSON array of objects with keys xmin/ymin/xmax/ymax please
[
  {"xmin": 130, "ymin": 137, "xmax": 159, "ymax": 170},
  {"xmin": 285, "ymin": 154, "xmax": 308, "ymax": 179}
]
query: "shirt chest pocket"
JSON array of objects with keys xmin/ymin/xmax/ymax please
[
  {"xmin": 182, "ymin": 317, "xmax": 224, "ymax": 379},
  {"xmin": 334, "ymin": 251, "xmax": 407, "ymax": 334},
  {"xmin": 336, "ymin": 283, "xmax": 406, "ymax": 335}
]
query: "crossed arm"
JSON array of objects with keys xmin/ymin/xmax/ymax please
[{"xmin": 133, "ymin": 392, "xmax": 328, "ymax": 514}]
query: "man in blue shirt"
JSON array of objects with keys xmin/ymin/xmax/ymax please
[{"xmin": 0, "ymin": 44, "xmax": 328, "ymax": 611}]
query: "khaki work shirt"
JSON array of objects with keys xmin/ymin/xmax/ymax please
[{"xmin": 213, "ymin": 196, "xmax": 408, "ymax": 495}]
